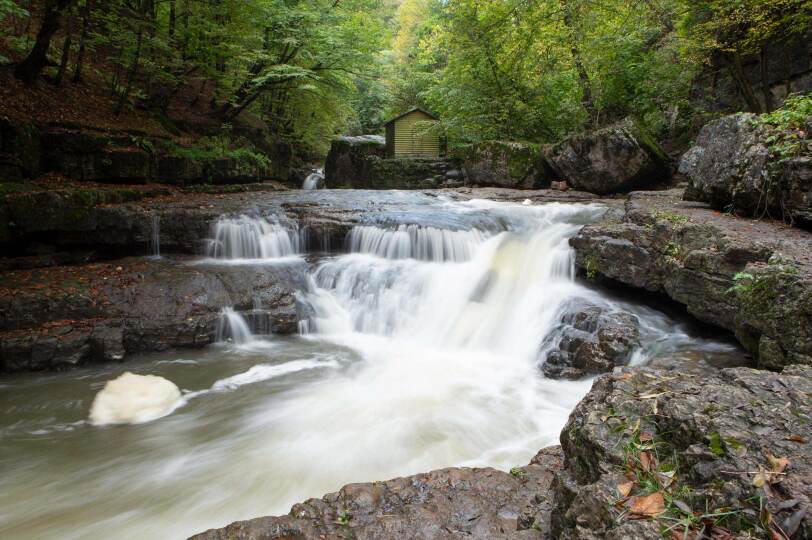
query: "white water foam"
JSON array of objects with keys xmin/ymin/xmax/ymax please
[
  {"xmin": 89, "ymin": 372, "xmax": 184, "ymax": 426},
  {"xmin": 211, "ymin": 359, "xmax": 340, "ymax": 392}
]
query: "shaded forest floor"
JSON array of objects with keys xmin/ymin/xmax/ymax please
[{"xmin": 0, "ymin": 65, "xmax": 224, "ymax": 143}]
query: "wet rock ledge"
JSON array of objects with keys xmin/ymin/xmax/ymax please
[
  {"xmin": 571, "ymin": 188, "xmax": 812, "ymax": 370},
  {"xmin": 192, "ymin": 365, "xmax": 811, "ymax": 540},
  {"xmin": 0, "ymin": 257, "xmax": 306, "ymax": 372}
]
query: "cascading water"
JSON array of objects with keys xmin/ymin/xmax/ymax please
[
  {"xmin": 205, "ymin": 215, "xmax": 300, "ymax": 259},
  {"xmin": 216, "ymin": 307, "xmax": 254, "ymax": 344},
  {"xmin": 150, "ymin": 213, "xmax": 161, "ymax": 258},
  {"xmin": 346, "ymin": 224, "xmax": 490, "ymax": 262},
  {"xmin": 302, "ymin": 169, "xmax": 325, "ymax": 190}
]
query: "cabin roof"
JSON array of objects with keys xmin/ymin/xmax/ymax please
[{"xmin": 382, "ymin": 107, "xmax": 439, "ymax": 127}]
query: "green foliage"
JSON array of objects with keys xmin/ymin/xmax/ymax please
[
  {"xmin": 652, "ymin": 210, "xmax": 689, "ymax": 225},
  {"xmin": 727, "ymin": 272, "xmax": 755, "ymax": 295},
  {"xmin": 0, "ymin": 0, "xmax": 26, "ymax": 24},
  {"xmin": 707, "ymin": 431, "xmax": 726, "ymax": 457},
  {"xmin": 758, "ymin": 92, "xmax": 812, "ymax": 163},
  {"xmin": 384, "ymin": 0, "xmax": 697, "ymax": 144}
]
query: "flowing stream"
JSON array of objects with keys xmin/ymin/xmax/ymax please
[{"xmin": 0, "ymin": 196, "xmax": 741, "ymax": 540}]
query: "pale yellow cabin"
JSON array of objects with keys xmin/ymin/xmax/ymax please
[{"xmin": 384, "ymin": 108, "xmax": 440, "ymax": 158}]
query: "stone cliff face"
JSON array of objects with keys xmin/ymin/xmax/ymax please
[{"xmin": 691, "ymin": 31, "xmax": 812, "ymax": 115}]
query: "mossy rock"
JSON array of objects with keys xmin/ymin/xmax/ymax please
[
  {"xmin": 549, "ymin": 117, "xmax": 672, "ymax": 194},
  {"xmin": 461, "ymin": 140, "xmax": 551, "ymax": 189}
]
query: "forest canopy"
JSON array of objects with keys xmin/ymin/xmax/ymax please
[{"xmin": 1, "ymin": 0, "xmax": 810, "ymax": 154}]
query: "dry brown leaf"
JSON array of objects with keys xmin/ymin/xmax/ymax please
[
  {"xmin": 617, "ymin": 481, "xmax": 634, "ymax": 498},
  {"xmin": 628, "ymin": 491, "xmax": 665, "ymax": 516},
  {"xmin": 785, "ymin": 435, "xmax": 807, "ymax": 443},
  {"xmin": 639, "ymin": 432, "xmax": 654, "ymax": 441},
  {"xmin": 640, "ymin": 451, "xmax": 653, "ymax": 472},
  {"xmin": 767, "ymin": 454, "xmax": 790, "ymax": 474}
]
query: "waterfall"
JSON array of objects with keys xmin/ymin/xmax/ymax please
[
  {"xmin": 150, "ymin": 214, "xmax": 161, "ymax": 258},
  {"xmin": 205, "ymin": 216, "xmax": 299, "ymax": 259},
  {"xmin": 346, "ymin": 224, "xmax": 489, "ymax": 262},
  {"xmin": 302, "ymin": 169, "xmax": 325, "ymax": 190},
  {"xmin": 304, "ymin": 203, "xmax": 605, "ymax": 353},
  {"xmin": 216, "ymin": 308, "xmax": 254, "ymax": 344}
]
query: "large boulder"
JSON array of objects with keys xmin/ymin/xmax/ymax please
[
  {"xmin": 551, "ymin": 366, "xmax": 812, "ymax": 539},
  {"xmin": 541, "ymin": 300, "xmax": 640, "ymax": 379},
  {"xmin": 549, "ymin": 118, "xmax": 671, "ymax": 195},
  {"xmin": 680, "ymin": 113, "xmax": 812, "ymax": 228},
  {"xmin": 459, "ymin": 141, "xmax": 553, "ymax": 189}
]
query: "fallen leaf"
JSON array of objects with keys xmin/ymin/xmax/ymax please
[
  {"xmin": 767, "ymin": 454, "xmax": 790, "ymax": 474},
  {"xmin": 785, "ymin": 435, "xmax": 806, "ymax": 443},
  {"xmin": 640, "ymin": 451, "xmax": 653, "ymax": 472},
  {"xmin": 672, "ymin": 499, "xmax": 692, "ymax": 515},
  {"xmin": 617, "ymin": 481, "xmax": 634, "ymax": 497},
  {"xmin": 628, "ymin": 491, "xmax": 665, "ymax": 516}
]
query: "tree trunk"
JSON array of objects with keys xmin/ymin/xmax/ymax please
[
  {"xmin": 14, "ymin": 0, "xmax": 76, "ymax": 85},
  {"xmin": 168, "ymin": 0, "xmax": 176, "ymax": 39},
  {"xmin": 181, "ymin": 0, "xmax": 190, "ymax": 57},
  {"xmin": 54, "ymin": 33, "xmax": 72, "ymax": 85},
  {"xmin": 72, "ymin": 0, "xmax": 92, "ymax": 83},
  {"xmin": 115, "ymin": 25, "xmax": 144, "ymax": 114},
  {"xmin": 560, "ymin": 0, "xmax": 597, "ymax": 127}
]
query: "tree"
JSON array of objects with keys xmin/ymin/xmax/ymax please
[{"xmin": 14, "ymin": 0, "xmax": 76, "ymax": 84}]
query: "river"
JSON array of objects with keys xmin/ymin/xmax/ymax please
[{"xmin": 0, "ymin": 195, "xmax": 740, "ymax": 539}]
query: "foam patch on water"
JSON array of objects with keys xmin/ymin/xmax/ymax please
[
  {"xmin": 210, "ymin": 360, "xmax": 340, "ymax": 392},
  {"xmin": 89, "ymin": 372, "xmax": 184, "ymax": 426}
]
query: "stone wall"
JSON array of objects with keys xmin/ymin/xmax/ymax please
[{"xmin": 324, "ymin": 135, "xmax": 461, "ymax": 189}]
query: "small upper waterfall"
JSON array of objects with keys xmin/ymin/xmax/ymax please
[
  {"xmin": 216, "ymin": 308, "xmax": 254, "ymax": 344},
  {"xmin": 302, "ymin": 169, "xmax": 325, "ymax": 190},
  {"xmin": 150, "ymin": 214, "xmax": 161, "ymax": 258},
  {"xmin": 205, "ymin": 215, "xmax": 300, "ymax": 259},
  {"xmin": 346, "ymin": 224, "xmax": 489, "ymax": 262}
]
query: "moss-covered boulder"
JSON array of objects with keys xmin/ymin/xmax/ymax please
[
  {"xmin": 680, "ymin": 113, "xmax": 812, "ymax": 229},
  {"xmin": 324, "ymin": 135, "xmax": 387, "ymax": 187},
  {"xmin": 550, "ymin": 118, "xmax": 671, "ymax": 195},
  {"xmin": 459, "ymin": 141, "xmax": 553, "ymax": 189}
]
